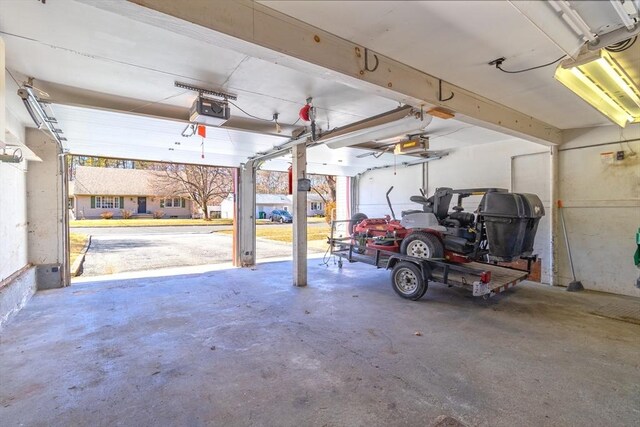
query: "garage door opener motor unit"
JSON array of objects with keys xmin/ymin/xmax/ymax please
[{"xmin": 189, "ymin": 96, "xmax": 230, "ymax": 126}]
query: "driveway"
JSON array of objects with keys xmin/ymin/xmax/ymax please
[
  {"xmin": 79, "ymin": 229, "xmax": 327, "ymax": 277},
  {"xmin": 73, "ymin": 222, "xmax": 327, "ymax": 236}
]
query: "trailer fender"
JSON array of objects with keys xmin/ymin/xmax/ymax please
[{"xmin": 386, "ymin": 257, "xmax": 432, "ymax": 283}]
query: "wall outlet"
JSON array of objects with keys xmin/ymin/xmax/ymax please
[{"xmin": 616, "ymin": 151, "xmax": 625, "ymax": 161}]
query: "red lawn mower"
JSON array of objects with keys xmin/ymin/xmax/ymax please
[{"xmin": 349, "ymin": 186, "xmax": 544, "ymax": 264}]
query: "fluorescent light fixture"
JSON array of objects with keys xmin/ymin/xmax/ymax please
[
  {"xmin": 319, "ymin": 106, "xmax": 432, "ymax": 149},
  {"xmin": 552, "ymin": 0, "xmax": 597, "ymax": 43},
  {"xmin": 555, "ymin": 49, "xmax": 640, "ymax": 127},
  {"xmin": 609, "ymin": 0, "xmax": 637, "ymax": 31}
]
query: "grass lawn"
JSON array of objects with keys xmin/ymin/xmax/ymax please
[
  {"xmin": 70, "ymin": 232, "xmax": 89, "ymax": 265},
  {"xmin": 219, "ymin": 223, "xmax": 330, "ymax": 243},
  {"xmin": 70, "ymin": 218, "xmax": 235, "ymax": 227}
]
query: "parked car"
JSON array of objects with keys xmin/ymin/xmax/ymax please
[{"xmin": 270, "ymin": 209, "xmax": 292, "ymax": 223}]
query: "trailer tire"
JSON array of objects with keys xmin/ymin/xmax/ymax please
[
  {"xmin": 391, "ymin": 261, "xmax": 426, "ymax": 300},
  {"xmin": 400, "ymin": 232, "xmax": 444, "ymax": 259}
]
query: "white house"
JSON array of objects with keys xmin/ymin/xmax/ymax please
[
  {"xmin": 220, "ymin": 193, "xmax": 326, "ymax": 219},
  {"xmin": 69, "ymin": 166, "xmax": 194, "ymax": 219}
]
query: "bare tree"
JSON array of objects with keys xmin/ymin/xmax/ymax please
[
  {"xmin": 154, "ymin": 165, "xmax": 233, "ymax": 219},
  {"xmin": 256, "ymin": 170, "xmax": 289, "ymax": 194},
  {"xmin": 309, "ymin": 174, "xmax": 336, "ymax": 202}
]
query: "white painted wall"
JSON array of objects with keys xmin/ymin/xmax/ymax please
[
  {"xmin": 0, "ymin": 160, "xmax": 28, "ymax": 282},
  {"xmin": 357, "ymin": 128, "xmax": 640, "ymax": 296},
  {"xmin": 558, "ymin": 124, "xmax": 640, "ymax": 297},
  {"xmin": 26, "ymin": 129, "xmax": 65, "ymax": 269},
  {"xmin": 357, "ymin": 139, "xmax": 552, "ymax": 281},
  {"xmin": 427, "ymin": 139, "xmax": 551, "ymax": 281},
  {"xmin": 357, "ymin": 166, "xmax": 424, "ymax": 218},
  {"xmin": 0, "ymin": 38, "xmax": 38, "ymax": 327}
]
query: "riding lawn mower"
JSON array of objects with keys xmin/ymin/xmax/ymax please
[{"xmin": 349, "ymin": 186, "xmax": 545, "ymax": 264}]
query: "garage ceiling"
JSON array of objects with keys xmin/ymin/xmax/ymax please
[
  {"xmin": 53, "ymin": 103, "xmax": 521, "ymax": 176},
  {"xmin": 260, "ymin": 0, "xmax": 630, "ymax": 129},
  {"xmin": 2, "ymin": 0, "xmax": 621, "ymax": 174}
]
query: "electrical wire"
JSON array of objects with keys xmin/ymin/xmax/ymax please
[
  {"xmin": 5, "ymin": 67, "xmax": 20, "ymax": 86},
  {"xmin": 494, "ymin": 55, "xmax": 566, "ymax": 74},
  {"xmin": 226, "ymin": 100, "xmax": 274, "ymax": 122},
  {"xmin": 606, "ymin": 36, "xmax": 637, "ymax": 53}
]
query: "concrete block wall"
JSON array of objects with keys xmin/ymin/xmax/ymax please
[
  {"xmin": 558, "ymin": 125, "xmax": 640, "ymax": 297},
  {"xmin": 0, "ymin": 37, "xmax": 37, "ymax": 328}
]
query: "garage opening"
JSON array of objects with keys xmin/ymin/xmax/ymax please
[{"xmin": 67, "ymin": 155, "xmax": 236, "ymax": 278}]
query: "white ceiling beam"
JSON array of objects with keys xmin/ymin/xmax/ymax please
[{"xmin": 90, "ymin": 0, "xmax": 564, "ymax": 145}]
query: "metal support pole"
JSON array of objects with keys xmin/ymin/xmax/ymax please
[
  {"xmin": 550, "ymin": 145, "xmax": 560, "ymax": 286},
  {"xmin": 292, "ymin": 144, "xmax": 307, "ymax": 286},
  {"xmin": 236, "ymin": 161, "xmax": 256, "ymax": 267},
  {"xmin": 61, "ymin": 153, "xmax": 70, "ymax": 286}
]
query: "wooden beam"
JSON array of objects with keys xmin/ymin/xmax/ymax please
[{"xmin": 96, "ymin": 0, "xmax": 563, "ymax": 145}]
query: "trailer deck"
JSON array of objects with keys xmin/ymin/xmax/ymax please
[{"xmin": 328, "ymin": 217, "xmax": 531, "ymax": 300}]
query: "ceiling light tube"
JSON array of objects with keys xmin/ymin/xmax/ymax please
[
  {"xmin": 318, "ymin": 107, "xmax": 432, "ymax": 149},
  {"xmin": 555, "ymin": 50, "xmax": 639, "ymax": 127}
]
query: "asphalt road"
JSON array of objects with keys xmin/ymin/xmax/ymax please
[
  {"xmin": 72, "ymin": 222, "xmax": 326, "ymax": 236},
  {"xmin": 79, "ymin": 228, "xmax": 328, "ymax": 277}
]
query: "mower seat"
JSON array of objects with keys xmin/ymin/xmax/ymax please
[{"xmin": 427, "ymin": 188, "xmax": 453, "ymax": 221}]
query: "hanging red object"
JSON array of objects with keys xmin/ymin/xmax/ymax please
[
  {"xmin": 287, "ymin": 165, "xmax": 293, "ymax": 195},
  {"xmin": 197, "ymin": 124, "xmax": 207, "ymax": 138},
  {"xmin": 299, "ymin": 104, "xmax": 311, "ymax": 122}
]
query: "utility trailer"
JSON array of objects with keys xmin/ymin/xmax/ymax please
[{"xmin": 329, "ymin": 220, "xmax": 533, "ymax": 300}]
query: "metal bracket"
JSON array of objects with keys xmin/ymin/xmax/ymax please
[
  {"xmin": 364, "ymin": 48, "xmax": 379, "ymax": 72},
  {"xmin": 438, "ymin": 79, "xmax": 454, "ymax": 102},
  {"xmin": 174, "ymin": 81, "xmax": 237, "ymax": 100}
]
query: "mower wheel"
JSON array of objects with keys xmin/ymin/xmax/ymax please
[
  {"xmin": 349, "ymin": 213, "xmax": 368, "ymax": 234},
  {"xmin": 401, "ymin": 232, "xmax": 444, "ymax": 259},
  {"xmin": 391, "ymin": 261, "xmax": 426, "ymax": 300}
]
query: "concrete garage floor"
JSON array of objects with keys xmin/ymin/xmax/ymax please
[
  {"xmin": 1, "ymin": 261, "xmax": 639, "ymax": 426},
  {"xmin": 80, "ymin": 230, "xmax": 325, "ymax": 276}
]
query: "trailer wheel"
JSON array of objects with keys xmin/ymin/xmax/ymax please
[
  {"xmin": 391, "ymin": 261, "xmax": 426, "ymax": 300},
  {"xmin": 400, "ymin": 232, "xmax": 444, "ymax": 259}
]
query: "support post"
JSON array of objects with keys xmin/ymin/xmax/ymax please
[
  {"xmin": 550, "ymin": 145, "xmax": 560, "ymax": 286},
  {"xmin": 236, "ymin": 161, "xmax": 256, "ymax": 267},
  {"xmin": 292, "ymin": 144, "xmax": 307, "ymax": 286}
]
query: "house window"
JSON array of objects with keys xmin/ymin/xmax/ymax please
[
  {"xmin": 96, "ymin": 196, "xmax": 120, "ymax": 209},
  {"xmin": 164, "ymin": 197, "xmax": 184, "ymax": 208},
  {"xmin": 311, "ymin": 202, "xmax": 323, "ymax": 211}
]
